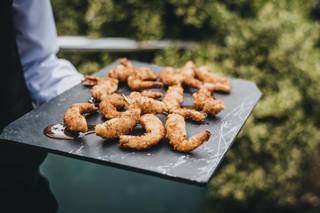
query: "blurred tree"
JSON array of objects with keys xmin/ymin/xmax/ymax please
[{"xmin": 52, "ymin": 0, "xmax": 320, "ymax": 211}]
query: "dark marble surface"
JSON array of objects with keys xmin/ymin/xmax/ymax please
[{"xmin": 0, "ymin": 60, "xmax": 261, "ymax": 185}]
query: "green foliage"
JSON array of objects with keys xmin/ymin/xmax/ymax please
[{"xmin": 52, "ymin": 0, "xmax": 320, "ymax": 210}]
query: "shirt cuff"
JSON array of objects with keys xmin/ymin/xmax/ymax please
[{"xmin": 23, "ymin": 55, "xmax": 84, "ymax": 105}]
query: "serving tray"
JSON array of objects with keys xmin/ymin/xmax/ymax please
[{"xmin": 0, "ymin": 60, "xmax": 261, "ymax": 185}]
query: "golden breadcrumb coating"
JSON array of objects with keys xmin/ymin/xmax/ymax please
[
  {"xmin": 140, "ymin": 90, "xmax": 163, "ymax": 99},
  {"xmin": 81, "ymin": 75, "xmax": 99, "ymax": 86},
  {"xmin": 128, "ymin": 75, "xmax": 163, "ymax": 91},
  {"xmin": 108, "ymin": 58, "xmax": 135, "ymax": 81},
  {"xmin": 159, "ymin": 61, "xmax": 202, "ymax": 88},
  {"xmin": 159, "ymin": 67, "xmax": 184, "ymax": 86},
  {"xmin": 181, "ymin": 61, "xmax": 196, "ymax": 77},
  {"xmin": 180, "ymin": 61, "xmax": 203, "ymax": 88},
  {"xmin": 162, "ymin": 85, "xmax": 184, "ymax": 111},
  {"xmin": 202, "ymin": 82, "xmax": 231, "ymax": 93},
  {"xmin": 165, "ymin": 114, "xmax": 211, "ymax": 152},
  {"xmin": 99, "ymin": 94, "xmax": 128, "ymax": 119},
  {"xmin": 119, "ymin": 57, "xmax": 133, "ymax": 67},
  {"xmin": 183, "ymin": 77, "xmax": 203, "ymax": 88},
  {"xmin": 195, "ymin": 66, "xmax": 228, "ymax": 83},
  {"xmin": 127, "ymin": 92, "xmax": 168, "ymax": 114},
  {"xmin": 119, "ymin": 114, "xmax": 165, "ymax": 150},
  {"xmin": 64, "ymin": 103, "xmax": 97, "ymax": 132},
  {"xmin": 193, "ymin": 87, "xmax": 224, "ymax": 116},
  {"xmin": 134, "ymin": 67, "xmax": 158, "ymax": 80},
  {"xmin": 163, "ymin": 85, "xmax": 207, "ymax": 122},
  {"xmin": 159, "ymin": 62, "xmax": 231, "ymax": 92},
  {"xmin": 127, "ymin": 67, "xmax": 163, "ymax": 91},
  {"xmin": 171, "ymin": 108, "xmax": 206, "ymax": 123},
  {"xmin": 109, "ymin": 58, "xmax": 162, "ymax": 90},
  {"xmin": 194, "ymin": 66, "xmax": 231, "ymax": 92},
  {"xmin": 71, "ymin": 59, "xmax": 228, "ymax": 153},
  {"xmin": 82, "ymin": 76, "xmax": 119, "ymax": 100},
  {"xmin": 91, "ymin": 77, "xmax": 119, "ymax": 100},
  {"xmin": 95, "ymin": 108, "xmax": 141, "ymax": 139}
]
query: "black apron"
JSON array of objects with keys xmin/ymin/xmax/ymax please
[{"xmin": 0, "ymin": 0, "xmax": 57, "ymax": 212}]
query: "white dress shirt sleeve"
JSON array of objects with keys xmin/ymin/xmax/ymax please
[{"xmin": 12, "ymin": 0, "xmax": 83, "ymax": 105}]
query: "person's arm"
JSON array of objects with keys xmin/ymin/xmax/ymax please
[{"xmin": 12, "ymin": 0, "xmax": 83, "ymax": 105}]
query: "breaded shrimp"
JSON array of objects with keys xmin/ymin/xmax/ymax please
[
  {"xmin": 127, "ymin": 92, "xmax": 168, "ymax": 114},
  {"xmin": 163, "ymin": 85, "xmax": 207, "ymax": 122},
  {"xmin": 202, "ymin": 82, "xmax": 231, "ymax": 93},
  {"xmin": 170, "ymin": 108, "xmax": 206, "ymax": 123},
  {"xmin": 119, "ymin": 57, "xmax": 133, "ymax": 67},
  {"xmin": 127, "ymin": 67, "xmax": 163, "ymax": 91},
  {"xmin": 134, "ymin": 67, "xmax": 158, "ymax": 80},
  {"xmin": 193, "ymin": 87, "xmax": 224, "ymax": 116},
  {"xmin": 159, "ymin": 62, "xmax": 202, "ymax": 88},
  {"xmin": 183, "ymin": 77, "xmax": 203, "ymax": 88},
  {"xmin": 165, "ymin": 114, "xmax": 211, "ymax": 152},
  {"xmin": 95, "ymin": 108, "xmax": 141, "ymax": 139},
  {"xmin": 99, "ymin": 94, "xmax": 128, "ymax": 119},
  {"xmin": 81, "ymin": 75, "xmax": 100, "ymax": 86},
  {"xmin": 63, "ymin": 103, "xmax": 97, "ymax": 132},
  {"xmin": 128, "ymin": 75, "xmax": 163, "ymax": 91},
  {"xmin": 162, "ymin": 85, "xmax": 184, "ymax": 111},
  {"xmin": 181, "ymin": 61, "xmax": 196, "ymax": 78},
  {"xmin": 159, "ymin": 67, "xmax": 184, "ymax": 86},
  {"xmin": 82, "ymin": 76, "xmax": 119, "ymax": 100},
  {"xmin": 194, "ymin": 66, "xmax": 231, "ymax": 92},
  {"xmin": 182, "ymin": 61, "xmax": 202, "ymax": 87},
  {"xmin": 195, "ymin": 66, "xmax": 229, "ymax": 84},
  {"xmin": 119, "ymin": 114, "xmax": 165, "ymax": 150},
  {"xmin": 109, "ymin": 58, "xmax": 162, "ymax": 90},
  {"xmin": 140, "ymin": 90, "xmax": 163, "ymax": 99},
  {"xmin": 108, "ymin": 58, "xmax": 135, "ymax": 81}
]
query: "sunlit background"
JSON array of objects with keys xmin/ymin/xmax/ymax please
[{"xmin": 41, "ymin": 1, "xmax": 320, "ymax": 212}]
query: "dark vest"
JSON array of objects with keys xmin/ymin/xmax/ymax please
[
  {"xmin": 0, "ymin": 2, "xmax": 58, "ymax": 211},
  {"xmin": 0, "ymin": 0, "xmax": 33, "ymax": 130},
  {"xmin": 0, "ymin": 0, "xmax": 47, "ymax": 167}
]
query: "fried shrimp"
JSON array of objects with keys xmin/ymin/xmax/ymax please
[
  {"xmin": 63, "ymin": 103, "xmax": 97, "ymax": 132},
  {"xmin": 180, "ymin": 61, "xmax": 203, "ymax": 88},
  {"xmin": 163, "ymin": 85, "xmax": 207, "ymax": 122},
  {"xmin": 165, "ymin": 114, "xmax": 211, "ymax": 152},
  {"xmin": 95, "ymin": 108, "xmax": 141, "ymax": 139},
  {"xmin": 195, "ymin": 66, "xmax": 228, "ymax": 83},
  {"xmin": 193, "ymin": 87, "xmax": 224, "ymax": 116},
  {"xmin": 162, "ymin": 85, "xmax": 184, "ymax": 111},
  {"xmin": 159, "ymin": 62, "xmax": 202, "ymax": 88},
  {"xmin": 194, "ymin": 66, "xmax": 231, "ymax": 92},
  {"xmin": 140, "ymin": 90, "xmax": 163, "ymax": 99},
  {"xmin": 127, "ymin": 92, "xmax": 168, "ymax": 114},
  {"xmin": 119, "ymin": 114, "xmax": 165, "ymax": 150},
  {"xmin": 127, "ymin": 67, "xmax": 163, "ymax": 91},
  {"xmin": 128, "ymin": 75, "xmax": 163, "ymax": 91},
  {"xmin": 109, "ymin": 58, "xmax": 162, "ymax": 90},
  {"xmin": 171, "ymin": 108, "xmax": 206, "ymax": 123},
  {"xmin": 159, "ymin": 67, "xmax": 184, "ymax": 86},
  {"xmin": 99, "ymin": 94, "xmax": 128, "ymax": 119},
  {"xmin": 82, "ymin": 76, "xmax": 119, "ymax": 100},
  {"xmin": 108, "ymin": 58, "xmax": 135, "ymax": 81},
  {"xmin": 133, "ymin": 67, "xmax": 158, "ymax": 80},
  {"xmin": 202, "ymin": 82, "xmax": 231, "ymax": 93},
  {"xmin": 181, "ymin": 61, "xmax": 196, "ymax": 78},
  {"xmin": 183, "ymin": 77, "xmax": 203, "ymax": 88}
]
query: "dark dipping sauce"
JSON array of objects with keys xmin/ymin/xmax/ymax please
[{"xmin": 44, "ymin": 123, "xmax": 95, "ymax": 140}]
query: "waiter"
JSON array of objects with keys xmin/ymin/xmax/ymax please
[{"xmin": 0, "ymin": 0, "xmax": 83, "ymax": 212}]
